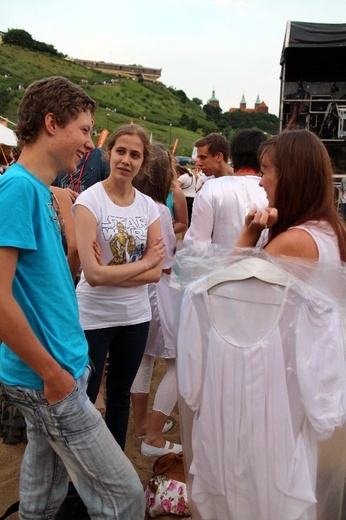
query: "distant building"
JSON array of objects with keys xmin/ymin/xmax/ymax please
[
  {"xmin": 207, "ymin": 89, "xmax": 220, "ymax": 108},
  {"xmin": 229, "ymin": 94, "xmax": 268, "ymax": 114},
  {"xmin": 73, "ymin": 59, "xmax": 161, "ymax": 81}
]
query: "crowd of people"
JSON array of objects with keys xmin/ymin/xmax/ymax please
[{"xmin": 0, "ymin": 75, "xmax": 346, "ymax": 520}]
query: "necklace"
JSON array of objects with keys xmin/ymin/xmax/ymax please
[
  {"xmin": 105, "ymin": 178, "xmax": 134, "ymax": 207},
  {"xmin": 235, "ymin": 168, "xmax": 259, "ymax": 176}
]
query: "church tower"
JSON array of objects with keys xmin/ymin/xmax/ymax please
[
  {"xmin": 255, "ymin": 94, "xmax": 261, "ymax": 110},
  {"xmin": 208, "ymin": 89, "xmax": 220, "ymax": 108},
  {"xmin": 240, "ymin": 93, "xmax": 246, "ymax": 110}
]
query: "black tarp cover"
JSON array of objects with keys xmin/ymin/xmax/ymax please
[{"xmin": 281, "ymin": 21, "xmax": 346, "ymax": 81}]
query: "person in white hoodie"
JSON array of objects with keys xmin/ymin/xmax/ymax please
[
  {"xmin": 184, "ymin": 130, "xmax": 268, "ymax": 247},
  {"xmin": 131, "ymin": 144, "xmax": 182, "ymax": 457}
]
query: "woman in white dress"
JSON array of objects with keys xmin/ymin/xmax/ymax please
[
  {"xmin": 177, "ymin": 130, "xmax": 346, "ymax": 520},
  {"xmin": 131, "ymin": 145, "xmax": 182, "ymax": 456},
  {"xmin": 236, "ymin": 129, "xmax": 346, "ymax": 519}
]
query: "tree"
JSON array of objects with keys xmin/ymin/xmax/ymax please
[
  {"xmin": 221, "ymin": 110, "xmax": 279, "ymax": 135},
  {"xmin": 3, "ymin": 28, "xmax": 63, "ymax": 57},
  {"xmin": 178, "ymin": 113, "xmax": 199, "ymax": 132},
  {"xmin": 3, "ymin": 29, "xmax": 34, "ymax": 49},
  {"xmin": 192, "ymin": 97, "xmax": 203, "ymax": 107},
  {"xmin": 203, "ymin": 104, "xmax": 222, "ymax": 123},
  {"xmin": 176, "ymin": 89, "xmax": 187, "ymax": 104},
  {"xmin": 33, "ymin": 40, "xmax": 64, "ymax": 57},
  {"xmin": 202, "ymin": 122, "xmax": 219, "ymax": 136},
  {"xmin": 179, "ymin": 113, "xmax": 190, "ymax": 127},
  {"xmin": 187, "ymin": 117, "xmax": 198, "ymax": 132}
]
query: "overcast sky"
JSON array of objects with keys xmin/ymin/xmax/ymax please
[{"xmin": 2, "ymin": 0, "xmax": 346, "ymax": 116}]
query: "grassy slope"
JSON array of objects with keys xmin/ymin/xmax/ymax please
[{"xmin": 0, "ymin": 45, "xmax": 205, "ymax": 155}]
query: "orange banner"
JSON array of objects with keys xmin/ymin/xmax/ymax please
[
  {"xmin": 97, "ymin": 129, "xmax": 109, "ymax": 148},
  {"xmin": 171, "ymin": 138, "xmax": 179, "ymax": 156}
]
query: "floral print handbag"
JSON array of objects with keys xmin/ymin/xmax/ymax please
[{"xmin": 145, "ymin": 452, "xmax": 191, "ymax": 517}]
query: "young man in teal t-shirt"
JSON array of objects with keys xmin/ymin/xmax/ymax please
[{"xmin": 0, "ymin": 76, "xmax": 145, "ymax": 519}]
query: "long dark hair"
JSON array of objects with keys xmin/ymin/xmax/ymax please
[{"xmin": 260, "ymin": 130, "xmax": 346, "ymax": 260}]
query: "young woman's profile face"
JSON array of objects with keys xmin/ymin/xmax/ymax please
[{"xmin": 259, "ymin": 152, "xmax": 278, "ymax": 208}]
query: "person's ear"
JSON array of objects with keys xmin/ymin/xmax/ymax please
[{"xmin": 44, "ymin": 113, "xmax": 57, "ymax": 136}]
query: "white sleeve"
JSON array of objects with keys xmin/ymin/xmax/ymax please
[
  {"xmin": 147, "ymin": 195, "xmax": 160, "ymax": 227},
  {"xmin": 296, "ymin": 295, "xmax": 346, "ymax": 440},
  {"xmin": 184, "ymin": 188, "xmax": 214, "ymax": 243},
  {"xmin": 159, "ymin": 205, "xmax": 176, "ymax": 269}
]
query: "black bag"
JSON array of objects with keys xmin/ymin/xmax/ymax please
[
  {"xmin": 0, "ymin": 501, "xmax": 19, "ymax": 520},
  {"xmin": 0, "ymin": 484, "xmax": 90, "ymax": 520},
  {"xmin": 55, "ymin": 483, "xmax": 90, "ymax": 520},
  {"xmin": 0, "ymin": 385, "xmax": 27, "ymax": 445}
]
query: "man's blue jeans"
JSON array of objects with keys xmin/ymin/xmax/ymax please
[{"xmin": 2, "ymin": 367, "xmax": 145, "ymax": 520}]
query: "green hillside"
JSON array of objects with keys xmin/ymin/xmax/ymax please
[
  {"xmin": 0, "ymin": 44, "xmax": 206, "ymax": 155},
  {"xmin": 0, "ymin": 41, "xmax": 279, "ymax": 154}
]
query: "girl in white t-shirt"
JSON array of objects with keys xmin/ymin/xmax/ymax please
[
  {"xmin": 73, "ymin": 124, "xmax": 165, "ymax": 450},
  {"xmin": 131, "ymin": 145, "xmax": 182, "ymax": 457}
]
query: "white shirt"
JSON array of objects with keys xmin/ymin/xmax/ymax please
[
  {"xmin": 177, "ymin": 257, "xmax": 346, "ymax": 520},
  {"xmin": 145, "ymin": 203, "xmax": 177, "ymax": 358},
  {"xmin": 184, "ymin": 175, "xmax": 268, "ymax": 247},
  {"xmin": 179, "ymin": 172, "xmax": 196, "ymax": 198}
]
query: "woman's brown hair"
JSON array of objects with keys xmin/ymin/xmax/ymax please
[
  {"xmin": 260, "ymin": 129, "xmax": 346, "ymax": 260},
  {"xmin": 133, "ymin": 144, "xmax": 174, "ymax": 205}
]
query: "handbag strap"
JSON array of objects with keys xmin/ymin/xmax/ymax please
[
  {"xmin": 181, "ymin": 173, "xmax": 194, "ymax": 190},
  {"xmin": 0, "ymin": 501, "xmax": 19, "ymax": 520}
]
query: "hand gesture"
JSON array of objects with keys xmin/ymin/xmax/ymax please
[{"xmin": 246, "ymin": 207, "xmax": 278, "ymax": 231}]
